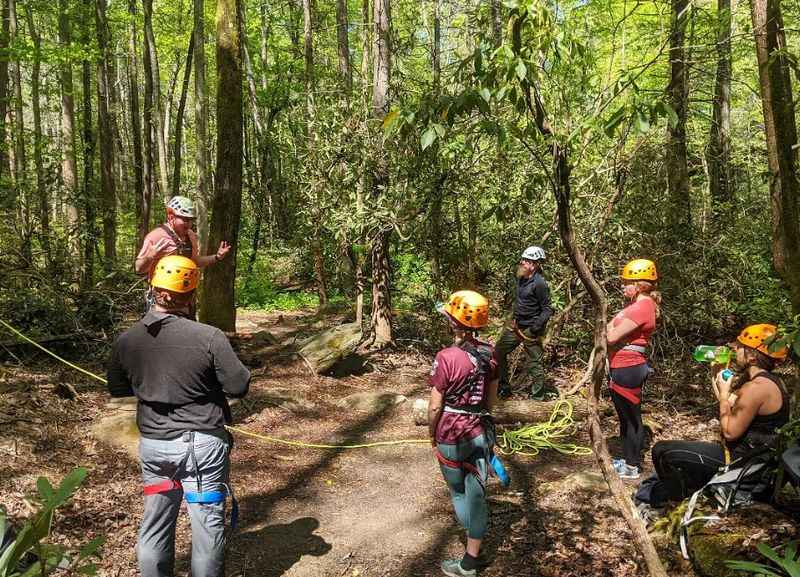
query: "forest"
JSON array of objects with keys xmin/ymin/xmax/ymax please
[{"xmin": 2, "ymin": 0, "xmax": 800, "ymax": 574}]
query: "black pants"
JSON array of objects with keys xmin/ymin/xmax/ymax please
[
  {"xmin": 610, "ymin": 363, "xmax": 650, "ymax": 467},
  {"xmin": 649, "ymin": 440, "xmax": 725, "ymax": 507}
]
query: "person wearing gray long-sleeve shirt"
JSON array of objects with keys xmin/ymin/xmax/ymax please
[
  {"xmin": 496, "ymin": 246, "xmax": 553, "ymax": 400},
  {"xmin": 107, "ymin": 255, "xmax": 250, "ymax": 577}
]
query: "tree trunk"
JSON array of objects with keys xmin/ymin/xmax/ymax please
[
  {"xmin": 335, "ymin": 0, "xmax": 351, "ymax": 96},
  {"xmin": 96, "ymin": 0, "xmax": 116, "ymax": 269},
  {"xmin": 127, "ymin": 0, "xmax": 146, "ymax": 245},
  {"xmin": 666, "ymin": 0, "xmax": 691, "ymax": 236},
  {"xmin": 369, "ymin": 0, "xmax": 392, "ymax": 347},
  {"xmin": 194, "ymin": 0, "xmax": 210, "ymax": 250},
  {"xmin": 750, "ymin": 0, "xmax": 800, "ymax": 313},
  {"xmin": 707, "ymin": 0, "xmax": 734, "ymax": 221},
  {"xmin": 490, "ymin": 0, "xmax": 502, "ymax": 47},
  {"xmin": 361, "ymin": 0, "xmax": 370, "ymax": 94},
  {"xmin": 141, "ymin": 0, "xmax": 157, "ymax": 239},
  {"xmin": 432, "ymin": 0, "xmax": 440, "ymax": 94},
  {"xmin": 9, "ymin": 0, "xmax": 30, "ymax": 263},
  {"xmin": 199, "ymin": 0, "xmax": 243, "ymax": 331},
  {"xmin": 0, "ymin": 0, "xmax": 8, "ymax": 196},
  {"xmin": 172, "ymin": 31, "xmax": 194, "ymax": 197},
  {"xmin": 143, "ymin": 0, "xmax": 169, "ymax": 202},
  {"xmin": 81, "ymin": 3, "xmax": 96, "ymax": 290},
  {"xmin": 24, "ymin": 5, "xmax": 50, "ymax": 265},
  {"xmin": 58, "ymin": 0, "xmax": 81, "ymax": 264}
]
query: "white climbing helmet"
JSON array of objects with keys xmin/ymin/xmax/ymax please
[
  {"xmin": 166, "ymin": 196, "xmax": 196, "ymax": 218},
  {"xmin": 520, "ymin": 246, "xmax": 546, "ymax": 262}
]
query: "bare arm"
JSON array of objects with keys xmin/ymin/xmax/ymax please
[
  {"xmin": 607, "ymin": 317, "xmax": 639, "ymax": 346},
  {"xmin": 428, "ymin": 387, "xmax": 444, "ymax": 446},
  {"xmin": 718, "ymin": 376, "xmax": 763, "ymax": 441},
  {"xmin": 134, "ymin": 237, "xmax": 171, "ymax": 274}
]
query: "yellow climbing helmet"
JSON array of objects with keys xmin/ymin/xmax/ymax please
[
  {"xmin": 621, "ymin": 259, "xmax": 658, "ymax": 281},
  {"xmin": 437, "ymin": 290, "xmax": 489, "ymax": 329},
  {"xmin": 151, "ymin": 255, "xmax": 199, "ymax": 293},
  {"xmin": 736, "ymin": 324, "xmax": 788, "ymax": 360}
]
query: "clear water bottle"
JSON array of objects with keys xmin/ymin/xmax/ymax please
[{"xmin": 693, "ymin": 345, "xmax": 732, "ymax": 365}]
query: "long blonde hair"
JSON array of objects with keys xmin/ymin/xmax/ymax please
[{"xmin": 636, "ymin": 281, "xmax": 661, "ymax": 319}]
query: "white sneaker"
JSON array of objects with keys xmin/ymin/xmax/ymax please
[
  {"xmin": 619, "ymin": 464, "xmax": 640, "ymax": 480},
  {"xmin": 612, "ymin": 459, "xmax": 626, "ymax": 474}
]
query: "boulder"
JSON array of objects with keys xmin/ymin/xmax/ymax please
[{"xmin": 336, "ymin": 391, "xmax": 407, "ymax": 412}]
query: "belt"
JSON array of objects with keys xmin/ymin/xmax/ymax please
[{"xmin": 621, "ymin": 344, "xmax": 647, "ymax": 354}]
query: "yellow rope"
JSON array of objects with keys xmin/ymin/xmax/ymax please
[
  {"xmin": 0, "ymin": 318, "xmax": 589, "ymax": 455},
  {"xmin": 496, "ymin": 400, "xmax": 593, "ymax": 457}
]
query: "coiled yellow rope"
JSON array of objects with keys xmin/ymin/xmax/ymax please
[{"xmin": 496, "ymin": 400, "xmax": 593, "ymax": 456}]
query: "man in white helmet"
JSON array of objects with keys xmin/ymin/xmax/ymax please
[
  {"xmin": 495, "ymin": 246, "xmax": 553, "ymax": 400},
  {"xmin": 135, "ymin": 196, "xmax": 231, "ymax": 310}
]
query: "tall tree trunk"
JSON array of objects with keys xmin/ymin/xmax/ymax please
[
  {"xmin": 172, "ymin": 31, "xmax": 194, "ymax": 197},
  {"xmin": 361, "ymin": 0, "xmax": 371, "ymax": 94},
  {"xmin": 96, "ymin": 0, "xmax": 117, "ymax": 268},
  {"xmin": 24, "ymin": 5, "xmax": 50, "ymax": 264},
  {"xmin": 141, "ymin": 0, "xmax": 157, "ymax": 239},
  {"xmin": 0, "ymin": 0, "xmax": 8, "ymax": 196},
  {"xmin": 128, "ymin": 0, "xmax": 146, "ymax": 245},
  {"xmin": 143, "ymin": 0, "xmax": 169, "ymax": 202},
  {"xmin": 9, "ymin": 0, "xmax": 29, "ymax": 263},
  {"xmin": 81, "ymin": 2, "xmax": 96, "ymax": 289},
  {"xmin": 490, "ymin": 0, "xmax": 502, "ymax": 47},
  {"xmin": 707, "ymin": 0, "xmax": 734, "ymax": 220},
  {"xmin": 432, "ymin": 0, "xmax": 440, "ymax": 94},
  {"xmin": 369, "ymin": 0, "xmax": 392, "ymax": 347},
  {"xmin": 750, "ymin": 0, "xmax": 800, "ymax": 313},
  {"xmin": 58, "ymin": 0, "xmax": 81, "ymax": 264},
  {"xmin": 335, "ymin": 0, "xmax": 351, "ymax": 96},
  {"xmin": 303, "ymin": 0, "xmax": 328, "ymax": 306},
  {"xmin": 666, "ymin": 0, "xmax": 691, "ymax": 236},
  {"xmin": 199, "ymin": 0, "xmax": 243, "ymax": 330},
  {"xmin": 194, "ymin": 0, "xmax": 210, "ymax": 250}
]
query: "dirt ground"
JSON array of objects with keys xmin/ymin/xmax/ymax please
[{"xmin": 0, "ymin": 309, "xmax": 740, "ymax": 576}]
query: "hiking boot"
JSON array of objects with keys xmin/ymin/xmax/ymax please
[
  {"xmin": 618, "ymin": 464, "xmax": 640, "ymax": 480},
  {"xmin": 441, "ymin": 559, "xmax": 476, "ymax": 577}
]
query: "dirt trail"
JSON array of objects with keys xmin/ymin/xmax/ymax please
[{"xmin": 0, "ymin": 310, "xmax": 696, "ymax": 577}]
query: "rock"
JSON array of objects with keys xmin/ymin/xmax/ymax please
[
  {"xmin": 540, "ymin": 471, "xmax": 608, "ymax": 494},
  {"xmin": 250, "ymin": 330, "xmax": 277, "ymax": 345},
  {"xmin": 54, "ymin": 383, "xmax": 78, "ymax": 400},
  {"xmin": 236, "ymin": 318, "xmax": 259, "ymax": 333},
  {"xmin": 299, "ymin": 323, "xmax": 362, "ymax": 374},
  {"xmin": 91, "ymin": 407, "xmax": 140, "ymax": 459},
  {"xmin": 336, "ymin": 391, "xmax": 407, "ymax": 412},
  {"xmin": 261, "ymin": 388, "xmax": 316, "ymax": 413}
]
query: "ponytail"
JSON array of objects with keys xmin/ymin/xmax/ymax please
[{"xmin": 637, "ymin": 281, "xmax": 662, "ymax": 319}]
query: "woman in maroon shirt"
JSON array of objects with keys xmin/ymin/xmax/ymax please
[
  {"xmin": 428, "ymin": 290, "xmax": 498, "ymax": 577},
  {"xmin": 606, "ymin": 259, "xmax": 661, "ymax": 480}
]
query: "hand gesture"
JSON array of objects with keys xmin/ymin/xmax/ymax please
[
  {"xmin": 145, "ymin": 238, "xmax": 171, "ymax": 261},
  {"xmin": 215, "ymin": 241, "xmax": 231, "ymax": 261}
]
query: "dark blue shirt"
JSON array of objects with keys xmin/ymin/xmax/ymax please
[{"xmin": 513, "ymin": 271, "xmax": 553, "ymax": 334}]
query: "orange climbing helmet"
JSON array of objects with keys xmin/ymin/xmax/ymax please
[
  {"xmin": 437, "ymin": 290, "xmax": 489, "ymax": 329},
  {"xmin": 151, "ymin": 255, "xmax": 199, "ymax": 293},
  {"xmin": 736, "ymin": 324, "xmax": 788, "ymax": 360},
  {"xmin": 621, "ymin": 259, "xmax": 658, "ymax": 282}
]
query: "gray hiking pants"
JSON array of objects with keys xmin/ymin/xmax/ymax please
[
  {"xmin": 437, "ymin": 433, "xmax": 490, "ymax": 539},
  {"xmin": 138, "ymin": 430, "xmax": 231, "ymax": 577}
]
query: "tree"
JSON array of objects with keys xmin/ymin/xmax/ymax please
[
  {"xmin": 96, "ymin": 0, "xmax": 117, "ymax": 268},
  {"xmin": 199, "ymin": 0, "xmax": 243, "ymax": 330},
  {"xmin": 750, "ymin": 0, "xmax": 800, "ymax": 313},
  {"xmin": 193, "ymin": 0, "xmax": 210, "ymax": 248},
  {"xmin": 335, "ymin": 0, "xmax": 351, "ymax": 97},
  {"xmin": 127, "ymin": 0, "xmax": 146, "ymax": 245},
  {"xmin": 368, "ymin": 0, "xmax": 392, "ymax": 347}
]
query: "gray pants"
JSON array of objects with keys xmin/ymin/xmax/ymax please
[
  {"xmin": 437, "ymin": 433, "xmax": 490, "ymax": 539},
  {"xmin": 138, "ymin": 430, "xmax": 231, "ymax": 577}
]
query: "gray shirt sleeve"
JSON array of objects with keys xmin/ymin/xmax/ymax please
[
  {"xmin": 210, "ymin": 330, "xmax": 251, "ymax": 398},
  {"xmin": 107, "ymin": 342, "xmax": 134, "ymax": 398}
]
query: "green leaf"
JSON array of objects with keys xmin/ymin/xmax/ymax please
[
  {"xmin": 724, "ymin": 560, "xmax": 781, "ymax": 576},
  {"xmin": 381, "ymin": 109, "xmax": 400, "ymax": 134},
  {"xmin": 479, "ymin": 87, "xmax": 491, "ymax": 103},
  {"xmin": 433, "ymin": 123, "xmax": 445, "ymax": 138},
  {"xmin": 78, "ymin": 536, "xmax": 105, "ymax": 560},
  {"xmin": 421, "ymin": 127, "xmax": 437, "ymax": 150},
  {"xmin": 661, "ymin": 102, "xmax": 679, "ymax": 129},
  {"xmin": 52, "ymin": 468, "xmax": 87, "ymax": 507},
  {"xmin": 36, "ymin": 477, "xmax": 54, "ymax": 504},
  {"xmin": 515, "ymin": 60, "xmax": 527, "ymax": 82},
  {"xmin": 634, "ymin": 109, "xmax": 650, "ymax": 133},
  {"xmin": 604, "ymin": 106, "xmax": 626, "ymax": 138},
  {"xmin": 77, "ymin": 563, "xmax": 99, "ymax": 576},
  {"xmin": 756, "ymin": 543, "xmax": 784, "ymax": 566}
]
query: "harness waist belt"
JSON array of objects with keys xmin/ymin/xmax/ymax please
[
  {"xmin": 143, "ymin": 479, "xmax": 183, "ymax": 495},
  {"xmin": 185, "ymin": 490, "xmax": 226, "ymax": 504},
  {"xmin": 443, "ymin": 405, "xmax": 489, "ymax": 416},
  {"xmin": 622, "ymin": 344, "xmax": 647, "ymax": 354},
  {"xmin": 435, "ymin": 450, "xmax": 480, "ymax": 477}
]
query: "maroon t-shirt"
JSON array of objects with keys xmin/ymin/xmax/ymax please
[{"xmin": 429, "ymin": 339, "xmax": 498, "ymax": 444}]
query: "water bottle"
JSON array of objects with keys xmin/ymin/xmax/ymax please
[
  {"xmin": 721, "ymin": 369, "xmax": 734, "ymax": 380},
  {"xmin": 490, "ymin": 453, "xmax": 511, "ymax": 487},
  {"xmin": 692, "ymin": 345, "xmax": 732, "ymax": 365}
]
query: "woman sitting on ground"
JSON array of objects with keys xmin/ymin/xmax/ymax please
[{"xmin": 644, "ymin": 324, "xmax": 790, "ymax": 507}]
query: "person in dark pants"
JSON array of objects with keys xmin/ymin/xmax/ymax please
[
  {"xmin": 107, "ymin": 255, "xmax": 251, "ymax": 577},
  {"xmin": 496, "ymin": 246, "xmax": 552, "ymax": 400},
  {"xmin": 428, "ymin": 290, "xmax": 499, "ymax": 577},
  {"xmin": 645, "ymin": 324, "xmax": 790, "ymax": 507},
  {"xmin": 607, "ymin": 259, "xmax": 660, "ymax": 480}
]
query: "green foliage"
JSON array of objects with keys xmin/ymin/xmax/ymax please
[
  {"xmin": 0, "ymin": 468, "xmax": 104, "ymax": 577},
  {"xmin": 725, "ymin": 540, "xmax": 800, "ymax": 577}
]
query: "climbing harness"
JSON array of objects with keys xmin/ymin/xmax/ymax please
[
  {"xmin": 496, "ymin": 400, "xmax": 593, "ymax": 457},
  {"xmin": 621, "ymin": 344, "xmax": 646, "ymax": 354}
]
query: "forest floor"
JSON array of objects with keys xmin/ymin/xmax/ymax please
[{"xmin": 0, "ymin": 307, "xmax": 774, "ymax": 577}]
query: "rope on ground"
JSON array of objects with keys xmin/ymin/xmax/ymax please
[
  {"xmin": 496, "ymin": 399, "xmax": 593, "ymax": 457},
  {"xmin": 0, "ymin": 318, "xmax": 590, "ymax": 455}
]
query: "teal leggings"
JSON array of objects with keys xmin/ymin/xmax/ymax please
[{"xmin": 437, "ymin": 433, "xmax": 490, "ymax": 539}]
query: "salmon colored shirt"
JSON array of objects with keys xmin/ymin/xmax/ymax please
[{"xmin": 609, "ymin": 297, "xmax": 657, "ymax": 368}]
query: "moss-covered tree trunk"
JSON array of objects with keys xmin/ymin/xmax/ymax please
[{"xmin": 199, "ymin": 0, "xmax": 243, "ymax": 331}]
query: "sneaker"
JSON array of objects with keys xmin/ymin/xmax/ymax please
[
  {"xmin": 612, "ymin": 458, "xmax": 625, "ymax": 469},
  {"xmin": 618, "ymin": 464, "xmax": 640, "ymax": 480},
  {"xmin": 441, "ymin": 559, "xmax": 476, "ymax": 577}
]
